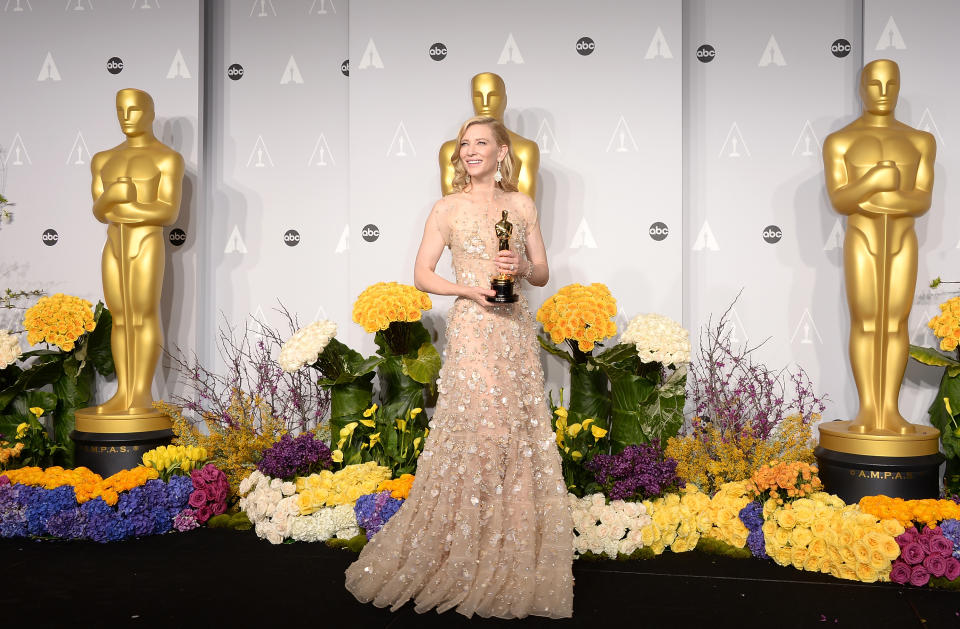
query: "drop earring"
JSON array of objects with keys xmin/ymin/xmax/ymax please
[{"xmin": 494, "ymin": 161, "xmax": 503, "ymax": 183}]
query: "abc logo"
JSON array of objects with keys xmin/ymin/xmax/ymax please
[
  {"xmin": 106, "ymin": 57, "xmax": 124, "ymax": 74},
  {"xmin": 341, "ymin": 59, "xmax": 349, "ymax": 77},
  {"xmin": 696, "ymin": 44, "xmax": 717, "ymax": 63},
  {"xmin": 41, "ymin": 228, "xmax": 59, "ymax": 246},
  {"xmin": 576, "ymin": 37, "xmax": 595, "ymax": 56},
  {"xmin": 429, "ymin": 43, "xmax": 448, "ymax": 61},
  {"xmin": 361, "ymin": 224, "xmax": 380, "ymax": 243},
  {"xmin": 283, "ymin": 229, "xmax": 301, "ymax": 246},
  {"xmin": 227, "ymin": 63, "xmax": 244, "ymax": 80},
  {"xmin": 648, "ymin": 222, "xmax": 669, "ymax": 242},
  {"xmin": 762, "ymin": 225, "xmax": 783, "ymax": 244},
  {"xmin": 831, "ymin": 39, "xmax": 852, "ymax": 58},
  {"xmin": 169, "ymin": 228, "xmax": 186, "ymax": 247}
]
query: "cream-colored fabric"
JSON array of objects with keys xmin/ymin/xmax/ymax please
[{"xmin": 345, "ymin": 191, "xmax": 573, "ymax": 619}]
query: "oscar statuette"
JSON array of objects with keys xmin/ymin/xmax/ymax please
[{"xmin": 487, "ymin": 210, "xmax": 519, "ymax": 304}]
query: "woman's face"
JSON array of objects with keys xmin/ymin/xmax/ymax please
[{"xmin": 459, "ymin": 124, "xmax": 506, "ymax": 180}]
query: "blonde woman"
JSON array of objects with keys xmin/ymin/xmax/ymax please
[{"xmin": 345, "ymin": 116, "xmax": 573, "ymax": 619}]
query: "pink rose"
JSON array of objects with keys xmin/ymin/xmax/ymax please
[
  {"xmin": 901, "ymin": 541, "xmax": 925, "ymax": 565},
  {"xmin": 889, "ymin": 560, "xmax": 912, "ymax": 585},
  {"xmin": 944, "ymin": 557, "xmax": 960, "ymax": 582},
  {"xmin": 200, "ymin": 464, "xmax": 221, "ymax": 484},
  {"xmin": 211, "ymin": 483, "xmax": 228, "ymax": 504},
  {"xmin": 917, "ymin": 534, "xmax": 932, "ymax": 554},
  {"xmin": 190, "ymin": 468, "xmax": 204, "ymax": 488},
  {"xmin": 212, "ymin": 501, "xmax": 227, "ymax": 516},
  {"xmin": 909, "ymin": 564, "xmax": 930, "ymax": 587},
  {"xmin": 197, "ymin": 504, "xmax": 214, "ymax": 523},
  {"xmin": 0, "ymin": 475, "xmax": 10, "ymax": 486},
  {"xmin": 929, "ymin": 535, "xmax": 954, "ymax": 558},
  {"xmin": 899, "ymin": 527, "xmax": 919, "ymax": 544},
  {"xmin": 188, "ymin": 488, "xmax": 208, "ymax": 508},
  {"xmin": 923, "ymin": 553, "xmax": 946, "ymax": 577}
]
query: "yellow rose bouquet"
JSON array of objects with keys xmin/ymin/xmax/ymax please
[
  {"xmin": 909, "ymin": 290, "xmax": 960, "ymax": 495},
  {"xmin": 351, "ymin": 282, "xmax": 440, "ymax": 436}
]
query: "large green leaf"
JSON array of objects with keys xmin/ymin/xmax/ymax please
[
  {"xmin": 538, "ymin": 335, "xmax": 574, "ymax": 365},
  {"xmin": 638, "ymin": 388, "xmax": 686, "ymax": 445},
  {"xmin": 401, "ymin": 342, "xmax": 441, "ymax": 388},
  {"xmin": 608, "ymin": 371, "xmax": 656, "ymax": 450},
  {"xmin": 328, "ymin": 374, "xmax": 375, "ymax": 420},
  {"xmin": 378, "ymin": 355, "xmax": 425, "ymax": 424},
  {"xmin": 591, "ymin": 343, "xmax": 639, "ymax": 372},
  {"xmin": 0, "ymin": 358, "xmax": 63, "ymax": 411},
  {"xmin": 87, "ymin": 303, "xmax": 115, "ymax": 378},
  {"xmin": 9, "ymin": 390, "xmax": 58, "ymax": 419},
  {"xmin": 374, "ymin": 321, "xmax": 431, "ymax": 358},
  {"xmin": 569, "ymin": 362, "xmax": 610, "ymax": 423},
  {"xmin": 929, "ymin": 370, "xmax": 960, "ymax": 460},
  {"xmin": 51, "ymin": 355, "xmax": 93, "ymax": 466}
]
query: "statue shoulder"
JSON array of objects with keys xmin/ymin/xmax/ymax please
[{"xmin": 439, "ymin": 138, "xmax": 457, "ymax": 156}]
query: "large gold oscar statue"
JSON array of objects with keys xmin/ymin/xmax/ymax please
[
  {"xmin": 817, "ymin": 60, "xmax": 941, "ymax": 500},
  {"xmin": 439, "ymin": 72, "xmax": 540, "ymax": 200},
  {"xmin": 74, "ymin": 88, "xmax": 184, "ymax": 436}
]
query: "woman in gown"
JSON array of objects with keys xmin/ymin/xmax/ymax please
[{"xmin": 344, "ymin": 116, "xmax": 573, "ymax": 619}]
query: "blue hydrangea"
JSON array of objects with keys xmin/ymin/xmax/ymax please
[
  {"xmin": 747, "ymin": 529, "xmax": 768, "ymax": 559},
  {"xmin": 354, "ymin": 491, "xmax": 404, "ymax": 540},
  {"xmin": 940, "ymin": 519, "xmax": 960, "ymax": 559},
  {"xmin": 738, "ymin": 501, "xmax": 764, "ymax": 532},
  {"xmin": 46, "ymin": 507, "xmax": 85, "ymax": 539}
]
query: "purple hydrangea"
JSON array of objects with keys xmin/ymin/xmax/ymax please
[
  {"xmin": 738, "ymin": 501, "xmax": 767, "ymax": 559},
  {"xmin": 940, "ymin": 519, "xmax": 960, "ymax": 559},
  {"xmin": 173, "ymin": 508, "xmax": 200, "ymax": 532},
  {"xmin": 257, "ymin": 433, "xmax": 333, "ymax": 481},
  {"xmin": 584, "ymin": 441, "xmax": 684, "ymax": 501},
  {"xmin": 354, "ymin": 491, "xmax": 404, "ymax": 540}
]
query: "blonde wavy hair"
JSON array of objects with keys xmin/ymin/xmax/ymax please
[{"xmin": 449, "ymin": 116, "xmax": 519, "ymax": 194}]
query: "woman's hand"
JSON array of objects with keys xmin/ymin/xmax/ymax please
[
  {"xmin": 460, "ymin": 285, "xmax": 496, "ymax": 308},
  {"xmin": 495, "ymin": 249, "xmax": 525, "ymax": 277}
]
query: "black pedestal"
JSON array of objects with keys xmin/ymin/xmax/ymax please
[
  {"xmin": 814, "ymin": 446, "xmax": 944, "ymax": 503},
  {"xmin": 71, "ymin": 429, "xmax": 174, "ymax": 477}
]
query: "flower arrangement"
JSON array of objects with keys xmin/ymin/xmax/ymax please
[
  {"xmin": 927, "ymin": 297, "xmax": 960, "ymax": 352},
  {"xmin": 0, "ymin": 468, "xmax": 195, "ymax": 542},
  {"xmin": 761, "ymin": 494, "xmax": 903, "ymax": 582},
  {"xmin": 889, "ymin": 525, "xmax": 960, "ymax": 586},
  {"xmin": 746, "ymin": 460, "xmax": 823, "ymax": 506},
  {"xmin": 23, "ymin": 293, "xmax": 95, "ymax": 352},
  {"xmin": 158, "ymin": 308, "xmax": 330, "ymax": 491},
  {"xmin": 278, "ymin": 319, "xmax": 338, "ymax": 373},
  {"xmin": 0, "ymin": 465, "xmax": 158, "ymax": 506},
  {"xmin": 335, "ymin": 405, "xmax": 428, "ymax": 476},
  {"xmin": 585, "ymin": 441, "xmax": 684, "ymax": 502},
  {"xmin": 141, "ymin": 444, "xmax": 209, "ymax": 481},
  {"xmin": 0, "ymin": 329, "xmax": 22, "ymax": 369},
  {"xmin": 569, "ymin": 493, "xmax": 653, "ymax": 557},
  {"xmin": 552, "ymin": 405, "xmax": 607, "ymax": 496},
  {"xmin": 537, "ymin": 283, "xmax": 618, "ymax": 354},
  {"xmin": 377, "ymin": 474, "xmax": 415, "ymax": 500},
  {"xmin": 256, "ymin": 432, "xmax": 333, "ymax": 481},
  {"xmin": 186, "ymin": 463, "xmax": 230, "ymax": 524},
  {"xmin": 859, "ymin": 495, "xmax": 960, "ymax": 529},
  {"xmin": 296, "ymin": 461, "xmax": 392, "ymax": 513},
  {"xmin": 352, "ymin": 282, "xmax": 432, "ymax": 335},
  {"xmin": 354, "ymin": 490, "xmax": 404, "ymax": 539},
  {"xmin": 1, "ymin": 408, "xmax": 65, "ymax": 469},
  {"xmin": 619, "ymin": 313, "xmax": 690, "ymax": 366},
  {"xmin": 0, "ymin": 298, "xmax": 113, "ymax": 467}
]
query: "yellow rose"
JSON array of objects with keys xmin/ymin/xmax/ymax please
[
  {"xmin": 790, "ymin": 526, "xmax": 814, "ymax": 547},
  {"xmin": 790, "ymin": 546, "xmax": 810, "ymax": 570},
  {"xmin": 772, "ymin": 547, "xmax": 792, "ymax": 566},
  {"xmin": 855, "ymin": 563, "xmax": 879, "ymax": 583},
  {"xmin": 880, "ymin": 518, "xmax": 905, "ymax": 538},
  {"xmin": 853, "ymin": 540, "xmax": 871, "ymax": 564},
  {"xmin": 774, "ymin": 508, "xmax": 797, "ymax": 529},
  {"xmin": 792, "ymin": 499, "xmax": 815, "ymax": 524},
  {"xmin": 803, "ymin": 554, "xmax": 822, "ymax": 573},
  {"xmin": 879, "ymin": 536, "xmax": 901, "ymax": 561},
  {"xmin": 838, "ymin": 545, "xmax": 857, "ymax": 565}
]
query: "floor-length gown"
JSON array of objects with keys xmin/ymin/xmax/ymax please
[{"xmin": 345, "ymin": 192, "xmax": 574, "ymax": 619}]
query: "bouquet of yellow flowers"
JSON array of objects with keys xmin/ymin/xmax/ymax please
[
  {"xmin": 537, "ymin": 283, "xmax": 618, "ymax": 355},
  {"xmin": 334, "ymin": 404, "xmax": 428, "ymax": 476},
  {"xmin": 746, "ymin": 460, "xmax": 822, "ymax": 506},
  {"xmin": 23, "ymin": 293, "xmax": 96, "ymax": 352},
  {"xmin": 352, "ymin": 282, "xmax": 432, "ymax": 337},
  {"xmin": 142, "ymin": 444, "xmax": 209, "ymax": 481}
]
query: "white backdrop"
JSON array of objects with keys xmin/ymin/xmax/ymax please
[{"xmin": 1, "ymin": 0, "xmax": 958, "ymax": 430}]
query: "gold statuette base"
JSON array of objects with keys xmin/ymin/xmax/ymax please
[
  {"xmin": 818, "ymin": 420, "xmax": 941, "ymax": 458},
  {"xmin": 74, "ymin": 407, "xmax": 172, "ymax": 434}
]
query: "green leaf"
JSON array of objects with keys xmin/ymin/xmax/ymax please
[
  {"xmin": 638, "ymin": 388, "xmax": 686, "ymax": 445},
  {"xmin": 87, "ymin": 303, "xmax": 115, "ymax": 378},
  {"xmin": 51, "ymin": 355, "xmax": 93, "ymax": 466},
  {"xmin": 0, "ymin": 357, "xmax": 63, "ymax": 411},
  {"xmin": 607, "ymin": 371, "xmax": 656, "ymax": 450},
  {"xmin": 378, "ymin": 355, "xmax": 425, "ymax": 423},
  {"xmin": 538, "ymin": 335, "xmax": 574, "ymax": 365},
  {"xmin": 569, "ymin": 362, "xmax": 610, "ymax": 423},
  {"xmin": 929, "ymin": 371, "xmax": 960, "ymax": 460},
  {"xmin": 401, "ymin": 342, "xmax": 441, "ymax": 387},
  {"xmin": 591, "ymin": 343, "xmax": 639, "ymax": 372},
  {"xmin": 328, "ymin": 375, "xmax": 375, "ymax": 421},
  {"xmin": 909, "ymin": 345, "xmax": 960, "ymax": 370}
]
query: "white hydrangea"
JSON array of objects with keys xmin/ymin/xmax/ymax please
[
  {"xmin": 619, "ymin": 313, "xmax": 690, "ymax": 366},
  {"xmin": 0, "ymin": 330, "xmax": 23, "ymax": 369},
  {"xmin": 569, "ymin": 492, "xmax": 653, "ymax": 559},
  {"xmin": 277, "ymin": 319, "xmax": 338, "ymax": 373}
]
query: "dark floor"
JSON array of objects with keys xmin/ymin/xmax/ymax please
[{"xmin": 1, "ymin": 529, "xmax": 958, "ymax": 628}]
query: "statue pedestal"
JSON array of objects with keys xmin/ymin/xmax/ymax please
[
  {"xmin": 71, "ymin": 407, "xmax": 173, "ymax": 477},
  {"xmin": 815, "ymin": 420, "xmax": 943, "ymax": 503}
]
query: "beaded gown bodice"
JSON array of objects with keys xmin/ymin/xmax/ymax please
[{"xmin": 344, "ymin": 192, "xmax": 574, "ymax": 619}]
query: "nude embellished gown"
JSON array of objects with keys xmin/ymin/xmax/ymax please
[{"xmin": 344, "ymin": 192, "xmax": 574, "ymax": 619}]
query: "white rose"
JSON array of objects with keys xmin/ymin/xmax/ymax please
[{"xmin": 281, "ymin": 481, "xmax": 297, "ymax": 497}]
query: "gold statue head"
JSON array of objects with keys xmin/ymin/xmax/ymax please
[
  {"xmin": 859, "ymin": 59, "xmax": 900, "ymax": 117},
  {"xmin": 116, "ymin": 88, "xmax": 156, "ymax": 138},
  {"xmin": 471, "ymin": 72, "xmax": 506, "ymax": 120},
  {"xmin": 449, "ymin": 116, "xmax": 519, "ymax": 194}
]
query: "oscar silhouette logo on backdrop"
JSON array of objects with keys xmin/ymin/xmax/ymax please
[
  {"xmin": 72, "ymin": 88, "xmax": 185, "ymax": 476},
  {"xmin": 815, "ymin": 59, "xmax": 943, "ymax": 502}
]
